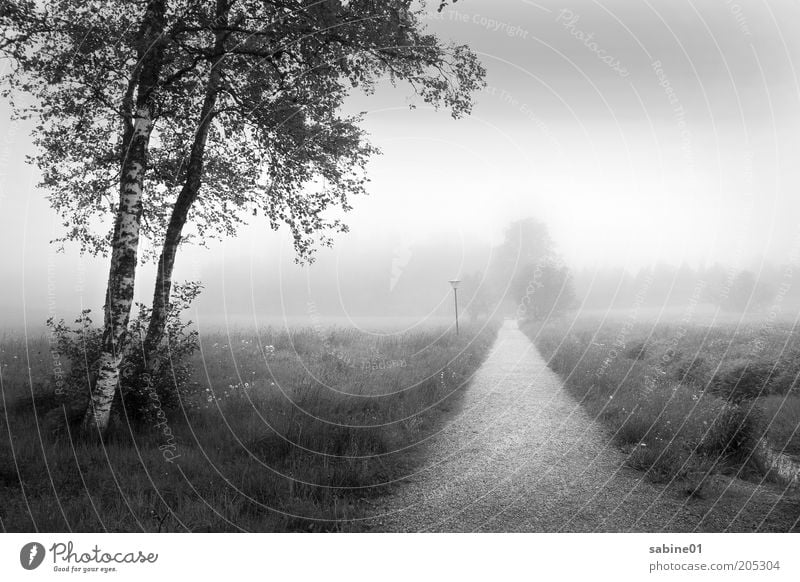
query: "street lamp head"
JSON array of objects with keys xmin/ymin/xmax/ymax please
[{"xmin": 449, "ymin": 279, "xmax": 461, "ymax": 289}]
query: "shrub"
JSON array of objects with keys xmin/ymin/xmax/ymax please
[
  {"xmin": 759, "ymin": 395, "xmax": 800, "ymax": 456},
  {"xmin": 46, "ymin": 282, "xmax": 202, "ymax": 425},
  {"xmin": 698, "ymin": 402, "xmax": 766, "ymax": 475},
  {"xmin": 674, "ymin": 355, "xmax": 712, "ymax": 388},
  {"xmin": 766, "ymin": 365, "xmax": 800, "ymax": 396},
  {"xmin": 46, "ymin": 310, "xmax": 103, "ymax": 407},
  {"xmin": 122, "ymin": 282, "xmax": 202, "ymax": 419},
  {"xmin": 711, "ymin": 359, "xmax": 774, "ymax": 402}
]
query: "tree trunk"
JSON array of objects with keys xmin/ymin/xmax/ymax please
[
  {"xmin": 142, "ymin": 7, "xmax": 227, "ymax": 372},
  {"xmin": 82, "ymin": 0, "xmax": 167, "ymax": 436},
  {"xmin": 82, "ymin": 113, "xmax": 151, "ymax": 434}
]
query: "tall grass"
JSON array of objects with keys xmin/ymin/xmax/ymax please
[
  {"xmin": 760, "ymin": 395, "xmax": 800, "ymax": 457},
  {"xmin": 522, "ymin": 317, "xmax": 796, "ymax": 486},
  {"xmin": 0, "ymin": 321, "xmax": 499, "ymax": 532}
]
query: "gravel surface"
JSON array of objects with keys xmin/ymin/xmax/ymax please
[{"xmin": 366, "ymin": 321, "xmax": 800, "ymax": 532}]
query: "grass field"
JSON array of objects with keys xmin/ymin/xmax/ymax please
[
  {"xmin": 0, "ymin": 321, "xmax": 499, "ymax": 532},
  {"xmin": 522, "ymin": 314, "xmax": 800, "ymax": 489}
]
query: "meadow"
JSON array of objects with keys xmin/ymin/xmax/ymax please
[
  {"xmin": 523, "ymin": 314, "xmax": 800, "ymax": 491},
  {"xmin": 0, "ymin": 321, "xmax": 499, "ymax": 532}
]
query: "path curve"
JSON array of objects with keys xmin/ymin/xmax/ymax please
[{"xmin": 366, "ymin": 321, "xmax": 799, "ymax": 532}]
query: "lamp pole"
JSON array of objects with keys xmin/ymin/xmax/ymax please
[{"xmin": 449, "ymin": 279, "xmax": 461, "ymax": 335}]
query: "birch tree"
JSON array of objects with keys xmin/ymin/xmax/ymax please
[
  {"xmin": 1, "ymin": 0, "xmax": 177, "ymax": 433},
  {"xmin": 2, "ymin": 0, "xmax": 485, "ymax": 435}
]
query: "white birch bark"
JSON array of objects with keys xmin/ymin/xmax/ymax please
[{"xmin": 82, "ymin": 112, "xmax": 152, "ymax": 434}]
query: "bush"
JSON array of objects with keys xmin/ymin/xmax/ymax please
[
  {"xmin": 47, "ymin": 282, "xmax": 202, "ymax": 425},
  {"xmin": 122, "ymin": 282, "xmax": 201, "ymax": 419},
  {"xmin": 766, "ymin": 365, "xmax": 800, "ymax": 396},
  {"xmin": 674, "ymin": 355, "xmax": 712, "ymax": 388},
  {"xmin": 760, "ymin": 395, "xmax": 800, "ymax": 455},
  {"xmin": 697, "ymin": 402, "xmax": 765, "ymax": 474},
  {"xmin": 711, "ymin": 359, "xmax": 774, "ymax": 402},
  {"xmin": 46, "ymin": 310, "xmax": 103, "ymax": 408}
]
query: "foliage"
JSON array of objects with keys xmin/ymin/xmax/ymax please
[
  {"xmin": 513, "ymin": 260, "xmax": 575, "ymax": 321},
  {"xmin": 46, "ymin": 311, "xmax": 104, "ymax": 407},
  {"xmin": 709, "ymin": 359, "xmax": 775, "ymax": 403},
  {"xmin": 46, "ymin": 282, "xmax": 202, "ymax": 423},
  {"xmin": 484, "ymin": 217, "xmax": 575, "ymax": 318},
  {"xmin": 493, "ymin": 217, "xmax": 555, "ymax": 273},
  {"xmin": 124, "ymin": 282, "xmax": 202, "ymax": 419},
  {"xmin": 760, "ymin": 395, "xmax": 800, "ymax": 456},
  {"xmin": 1, "ymin": 0, "xmax": 486, "ymax": 262}
]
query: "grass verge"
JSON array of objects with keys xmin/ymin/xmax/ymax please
[
  {"xmin": 0, "ymin": 321, "xmax": 499, "ymax": 532},
  {"xmin": 521, "ymin": 316, "xmax": 800, "ymax": 489}
]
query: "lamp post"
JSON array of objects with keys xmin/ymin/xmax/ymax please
[{"xmin": 449, "ymin": 279, "xmax": 461, "ymax": 335}]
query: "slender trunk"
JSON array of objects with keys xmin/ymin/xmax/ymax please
[
  {"xmin": 142, "ymin": 8, "xmax": 227, "ymax": 370},
  {"xmin": 82, "ymin": 114, "xmax": 150, "ymax": 433},
  {"xmin": 82, "ymin": 0, "xmax": 167, "ymax": 435}
]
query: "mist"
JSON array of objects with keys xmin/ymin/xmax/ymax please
[{"xmin": 3, "ymin": 0, "xmax": 800, "ymax": 331}]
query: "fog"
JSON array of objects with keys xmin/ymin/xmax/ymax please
[{"xmin": 2, "ymin": 0, "xmax": 800, "ymax": 330}]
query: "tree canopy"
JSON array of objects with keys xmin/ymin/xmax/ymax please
[
  {"xmin": 1, "ymin": 0, "xmax": 485, "ymax": 261},
  {"xmin": 2, "ymin": 0, "xmax": 486, "ymax": 433}
]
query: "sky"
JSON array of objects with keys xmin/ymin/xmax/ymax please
[
  {"xmin": 2, "ymin": 0, "xmax": 800, "ymax": 328},
  {"xmin": 342, "ymin": 0, "xmax": 800, "ymax": 267}
]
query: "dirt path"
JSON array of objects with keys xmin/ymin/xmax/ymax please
[{"xmin": 366, "ymin": 321, "xmax": 800, "ymax": 532}]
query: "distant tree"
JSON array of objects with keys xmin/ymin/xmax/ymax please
[
  {"xmin": 460, "ymin": 272, "xmax": 494, "ymax": 321},
  {"xmin": 489, "ymin": 217, "xmax": 556, "ymax": 314},
  {"xmin": 1, "ymin": 0, "xmax": 486, "ymax": 435},
  {"xmin": 753, "ymin": 264, "xmax": 779, "ymax": 309},
  {"xmin": 699, "ymin": 263, "xmax": 729, "ymax": 305},
  {"xmin": 513, "ymin": 260, "xmax": 575, "ymax": 321},
  {"xmin": 726, "ymin": 270, "xmax": 756, "ymax": 311},
  {"xmin": 726, "ymin": 270, "xmax": 774, "ymax": 311},
  {"xmin": 492, "ymin": 217, "xmax": 554, "ymax": 279}
]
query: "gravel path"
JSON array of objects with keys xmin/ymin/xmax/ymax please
[{"xmin": 366, "ymin": 321, "xmax": 800, "ymax": 532}]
